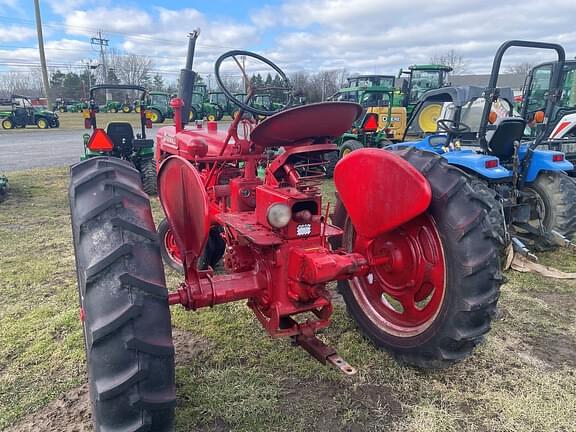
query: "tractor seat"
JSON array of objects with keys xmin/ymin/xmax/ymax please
[
  {"xmin": 488, "ymin": 118, "xmax": 526, "ymax": 161},
  {"xmin": 106, "ymin": 122, "xmax": 134, "ymax": 149}
]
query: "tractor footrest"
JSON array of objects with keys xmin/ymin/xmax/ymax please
[{"xmin": 294, "ymin": 334, "xmax": 357, "ymax": 376}]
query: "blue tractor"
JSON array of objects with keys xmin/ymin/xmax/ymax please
[{"xmin": 392, "ymin": 40, "xmax": 576, "ymax": 258}]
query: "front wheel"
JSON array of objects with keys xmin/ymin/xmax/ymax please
[
  {"xmin": 122, "ymin": 105, "xmax": 132, "ymax": 113},
  {"xmin": 2, "ymin": 118, "xmax": 14, "ymax": 129},
  {"xmin": 140, "ymin": 159, "xmax": 158, "ymax": 196},
  {"xmin": 333, "ymin": 148, "xmax": 503, "ymax": 368},
  {"xmin": 339, "ymin": 140, "xmax": 363, "ymax": 158},
  {"xmin": 158, "ymin": 218, "xmax": 225, "ymax": 273},
  {"xmin": 69, "ymin": 157, "xmax": 175, "ymax": 431},
  {"xmin": 110, "ymin": 107, "xmax": 118, "ymax": 113}
]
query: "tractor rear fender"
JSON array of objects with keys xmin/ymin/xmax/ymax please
[
  {"xmin": 157, "ymin": 156, "xmax": 210, "ymax": 278},
  {"xmin": 523, "ymin": 149, "xmax": 574, "ymax": 182},
  {"xmin": 334, "ymin": 148, "xmax": 431, "ymax": 238},
  {"xmin": 442, "ymin": 151, "xmax": 510, "ymax": 180}
]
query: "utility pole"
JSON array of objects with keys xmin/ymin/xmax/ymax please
[
  {"xmin": 33, "ymin": 0, "xmax": 52, "ymax": 109},
  {"xmin": 91, "ymin": 31, "xmax": 110, "ymax": 100}
]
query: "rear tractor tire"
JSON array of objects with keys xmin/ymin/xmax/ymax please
[
  {"xmin": 150, "ymin": 109, "xmax": 164, "ymax": 124},
  {"xmin": 69, "ymin": 157, "xmax": 175, "ymax": 431},
  {"xmin": 525, "ymin": 171, "xmax": 576, "ymax": 242},
  {"xmin": 333, "ymin": 148, "xmax": 503, "ymax": 368},
  {"xmin": 140, "ymin": 159, "xmax": 158, "ymax": 196}
]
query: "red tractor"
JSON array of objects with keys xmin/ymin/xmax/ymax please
[{"xmin": 69, "ymin": 33, "xmax": 503, "ymax": 431}]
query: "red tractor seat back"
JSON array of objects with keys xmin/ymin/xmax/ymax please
[
  {"xmin": 106, "ymin": 122, "xmax": 134, "ymax": 149},
  {"xmin": 250, "ymin": 102, "xmax": 363, "ymax": 151},
  {"xmin": 488, "ymin": 118, "xmax": 526, "ymax": 161}
]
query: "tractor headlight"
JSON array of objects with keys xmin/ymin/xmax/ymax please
[{"xmin": 267, "ymin": 203, "xmax": 291, "ymax": 228}]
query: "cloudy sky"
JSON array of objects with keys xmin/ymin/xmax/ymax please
[{"xmin": 1, "ymin": 0, "xmax": 576, "ymax": 82}]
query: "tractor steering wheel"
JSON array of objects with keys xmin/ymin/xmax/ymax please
[
  {"xmin": 437, "ymin": 119, "xmax": 471, "ymax": 135},
  {"xmin": 214, "ymin": 50, "xmax": 292, "ymax": 117}
]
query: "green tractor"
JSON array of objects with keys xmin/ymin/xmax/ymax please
[
  {"xmin": 330, "ymin": 74, "xmax": 407, "ymax": 141},
  {"xmin": 209, "ymin": 91, "xmax": 234, "ymax": 118},
  {"xmin": 0, "ymin": 95, "xmax": 59, "ymax": 129},
  {"xmin": 100, "ymin": 100, "xmax": 123, "ymax": 113},
  {"xmin": 398, "ymin": 64, "xmax": 453, "ymax": 122},
  {"xmin": 193, "ymin": 84, "xmax": 223, "ymax": 121},
  {"xmin": 147, "ymin": 91, "xmax": 174, "ymax": 123},
  {"xmin": 81, "ymin": 84, "xmax": 157, "ymax": 195}
]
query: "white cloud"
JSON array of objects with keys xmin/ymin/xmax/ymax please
[
  {"xmin": 0, "ymin": 26, "xmax": 36, "ymax": 42},
  {"xmin": 64, "ymin": 7, "xmax": 153, "ymax": 35}
]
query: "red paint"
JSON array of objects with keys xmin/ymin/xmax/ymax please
[
  {"xmin": 349, "ymin": 213, "xmax": 446, "ymax": 336},
  {"xmin": 334, "ymin": 148, "xmax": 431, "ymax": 239},
  {"xmin": 551, "ymin": 120, "xmax": 571, "ymax": 138},
  {"xmin": 156, "ymin": 102, "xmax": 437, "ymax": 347}
]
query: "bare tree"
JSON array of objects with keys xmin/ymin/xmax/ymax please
[
  {"xmin": 108, "ymin": 49, "xmax": 153, "ymax": 86},
  {"xmin": 430, "ymin": 49, "xmax": 467, "ymax": 74},
  {"xmin": 505, "ymin": 62, "xmax": 534, "ymax": 74},
  {"xmin": 0, "ymin": 71, "xmax": 43, "ymax": 97}
]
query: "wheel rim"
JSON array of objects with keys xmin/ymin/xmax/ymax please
[
  {"xmin": 151, "ymin": 112, "xmax": 159, "ymax": 122},
  {"xmin": 189, "ymin": 111, "xmax": 195, "ymax": 121},
  {"xmin": 342, "ymin": 148, "xmax": 352, "ymax": 157},
  {"xmin": 208, "ymin": 114, "xmax": 216, "ymax": 121},
  {"xmin": 347, "ymin": 213, "xmax": 446, "ymax": 337},
  {"xmin": 38, "ymin": 119, "xmax": 47, "ymax": 128},
  {"xmin": 524, "ymin": 186, "xmax": 548, "ymax": 230},
  {"xmin": 417, "ymin": 103, "xmax": 443, "ymax": 133},
  {"xmin": 135, "ymin": 106, "xmax": 141, "ymax": 113},
  {"xmin": 3, "ymin": 120, "xmax": 12, "ymax": 129},
  {"xmin": 123, "ymin": 107, "xmax": 130, "ymax": 113},
  {"xmin": 164, "ymin": 228, "xmax": 182, "ymax": 265}
]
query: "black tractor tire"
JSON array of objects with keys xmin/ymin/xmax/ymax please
[
  {"xmin": 324, "ymin": 151, "xmax": 339, "ymax": 179},
  {"xmin": 69, "ymin": 157, "xmax": 175, "ymax": 431},
  {"xmin": 110, "ymin": 107, "xmax": 118, "ymax": 113},
  {"xmin": 189, "ymin": 107, "xmax": 197, "ymax": 122},
  {"xmin": 215, "ymin": 107, "xmax": 224, "ymax": 121},
  {"xmin": 50, "ymin": 118, "xmax": 60, "ymax": 128},
  {"xmin": 59, "ymin": 107, "xmax": 66, "ymax": 113},
  {"xmin": 469, "ymin": 178, "xmax": 508, "ymax": 261},
  {"xmin": 2, "ymin": 118, "xmax": 14, "ymax": 129},
  {"xmin": 333, "ymin": 148, "xmax": 503, "ymax": 369},
  {"xmin": 36, "ymin": 117, "xmax": 49, "ymax": 129},
  {"xmin": 140, "ymin": 159, "xmax": 158, "ymax": 196},
  {"xmin": 122, "ymin": 105, "xmax": 132, "ymax": 113},
  {"xmin": 158, "ymin": 218, "xmax": 225, "ymax": 274},
  {"xmin": 339, "ymin": 140, "xmax": 364, "ymax": 158},
  {"xmin": 151, "ymin": 109, "xmax": 164, "ymax": 124},
  {"xmin": 526, "ymin": 171, "xmax": 576, "ymax": 241}
]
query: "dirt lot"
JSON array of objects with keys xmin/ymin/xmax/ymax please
[{"xmin": 0, "ymin": 167, "xmax": 575, "ymax": 432}]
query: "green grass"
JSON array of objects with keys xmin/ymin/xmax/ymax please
[{"xmin": 1, "ymin": 167, "xmax": 575, "ymax": 431}]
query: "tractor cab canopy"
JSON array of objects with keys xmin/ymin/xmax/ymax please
[
  {"xmin": 345, "ymin": 75, "xmax": 396, "ymax": 90},
  {"xmin": 404, "ymin": 85, "xmax": 518, "ymax": 147},
  {"xmin": 209, "ymin": 91, "xmax": 228, "ymax": 106},
  {"xmin": 87, "ymin": 84, "xmax": 151, "ymax": 144}
]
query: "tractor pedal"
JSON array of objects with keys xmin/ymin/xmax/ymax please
[
  {"xmin": 550, "ymin": 230, "xmax": 576, "ymax": 253},
  {"xmin": 511, "ymin": 237, "xmax": 538, "ymax": 262},
  {"xmin": 327, "ymin": 354, "xmax": 357, "ymax": 376}
]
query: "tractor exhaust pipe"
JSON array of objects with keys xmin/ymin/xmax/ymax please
[{"xmin": 178, "ymin": 29, "xmax": 201, "ymax": 128}]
